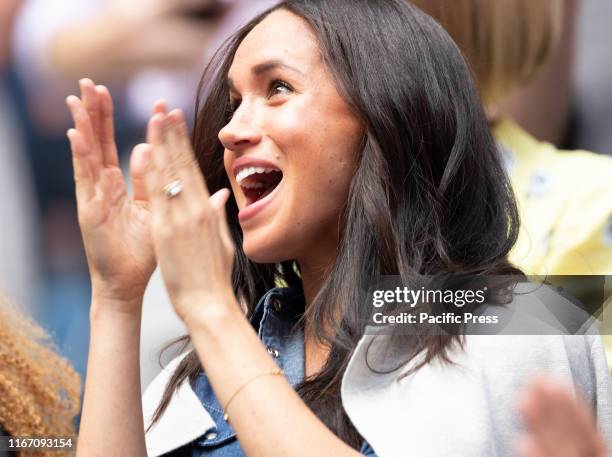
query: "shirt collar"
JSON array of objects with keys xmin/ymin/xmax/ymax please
[
  {"xmin": 191, "ymin": 286, "xmax": 306, "ymax": 448},
  {"xmin": 249, "ymin": 286, "xmax": 305, "ymax": 329},
  {"xmin": 143, "ymin": 286, "xmax": 306, "ymax": 456}
]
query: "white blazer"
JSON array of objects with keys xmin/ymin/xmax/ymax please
[{"xmin": 143, "ymin": 286, "xmax": 612, "ymax": 456}]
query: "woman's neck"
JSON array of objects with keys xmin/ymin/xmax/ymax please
[
  {"xmin": 296, "ymin": 252, "xmax": 334, "ymax": 309},
  {"xmin": 296, "ymin": 227, "xmax": 340, "ymax": 308},
  {"xmin": 298, "ymin": 259, "xmax": 333, "ymax": 378}
]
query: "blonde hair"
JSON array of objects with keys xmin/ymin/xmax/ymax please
[
  {"xmin": 0, "ymin": 294, "xmax": 81, "ymax": 457},
  {"xmin": 411, "ymin": 0, "xmax": 564, "ymax": 105}
]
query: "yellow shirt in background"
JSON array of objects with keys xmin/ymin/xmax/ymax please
[{"xmin": 493, "ymin": 118, "xmax": 612, "ymax": 363}]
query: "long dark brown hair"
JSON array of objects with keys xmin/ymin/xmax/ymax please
[{"xmin": 148, "ymin": 0, "xmax": 521, "ymax": 449}]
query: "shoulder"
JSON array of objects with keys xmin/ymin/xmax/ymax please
[
  {"xmin": 495, "ymin": 119, "xmax": 612, "ymax": 275},
  {"xmin": 493, "ymin": 117, "xmax": 612, "ymax": 190},
  {"xmin": 341, "ymin": 285, "xmax": 612, "ymax": 456}
]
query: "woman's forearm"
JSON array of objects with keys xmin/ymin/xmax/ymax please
[
  {"xmin": 77, "ymin": 298, "xmax": 147, "ymax": 457},
  {"xmin": 185, "ymin": 299, "xmax": 361, "ymax": 457}
]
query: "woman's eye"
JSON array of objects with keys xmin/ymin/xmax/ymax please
[
  {"xmin": 226, "ymin": 99, "xmax": 241, "ymax": 120},
  {"xmin": 268, "ymin": 80, "xmax": 293, "ymax": 98}
]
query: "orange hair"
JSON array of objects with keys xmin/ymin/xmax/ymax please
[
  {"xmin": 411, "ymin": 0, "xmax": 563, "ymax": 105},
  {"xmin": 0, "ymin": 294, "xmax": 81, "ymax": 457}
]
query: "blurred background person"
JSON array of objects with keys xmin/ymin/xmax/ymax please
[
  {"xmin": 6, "ymin": 0, "xmax": 275, "ymax": 387},
  {"xmin": 0, "ymin": 292, "xmax": 81, "ymax": 457},
  {"xmin": 410, "ymin": 0, "xmax": 612, "ymax": 349},
  {"xmin": 572, "ymin": 1, "xmax": 612, "ymax": 156},
  {"xmin": 495, "ymin": 0, "xmax": 579, "ymax": 148},
  {"xmin": 499, "ymin": 0, "xmax": 612, "ymax": 157},
  {"xmin": 0, "ymin": 0, "xmax": 21, "ymax": 69},
  {"xmin": 0, "ymin": 0, "xmax": 39, "ymax": 313},
  {"xmin": 413, "ymin": 0, "xmax": 612, "ymax": 158}
]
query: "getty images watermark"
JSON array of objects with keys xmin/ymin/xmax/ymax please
[
  {"xmin": 364, "ymin": 275, "xmax": 612, "ymax": 335},
  {"xmin": 371, "ymin": 284, "xmax": 496, "ymax": 325}
]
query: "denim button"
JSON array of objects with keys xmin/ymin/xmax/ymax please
[
  {"xmin": 267, "ymin": 346, "xmax": 280, "ymax": 358},
  {"xmin": 272, "ymin": 298, "xmax": 283, "ymax": 313},
  {"xmin": 204, "ymin": 431, "xmax": 218, "ymax": 441}
]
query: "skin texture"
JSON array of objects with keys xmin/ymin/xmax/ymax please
[
  {"xmin": 66, "ymin": 80, "xmax": 155, "ymax": 304},
  {"xmin": 219, "ymin": 9, "xmax": 364, "ymax": 369},
  {"xmin": 220, "ymin": 9, "xmax": 364, "ymax": 270},
  {"xmin": 65, "ymin": 8, "xmax": 607, "ymax": 457},
  {"xmin": 68, "ymin": 10, "xmax": 364, "ymax": 457}
]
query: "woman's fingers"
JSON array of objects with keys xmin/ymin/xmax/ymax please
[
  {"xmin": 539, "ymin": 384, "xmax": 579, "ymax": 440},
  {"xmin": 539, "ymin": 384, "xmax": 606, "ymax": 456},
  {"xmin": 152, "ymin": 99, "xmax": 168, "ymax": 115},
  {"xmin": 147, "ymin": 113, "xmax": 170, "ymax": 172},
  {"xmin": 95, "ymin": 84, "xmax": 120, "ymax": 167},
  {"xmin": 209, "ymin": 188, "xmax": 234, "ymax": 250},
  {"xmin": 80, "ymin": 79, "xmax": 102, "ymax": 145},
  {"xmin": 145, "ymin": 113, "xmax": 172, "ymax": 220},
  {"xmin": 130, "ymin": 143, "xmax": 153, "ymax": 202},
  {"xmin": 145, "ymin": 109, "xmax": 229, "ymax": 242},
  {"xmin": 66, "ymin": 95, "xmax": 102, "ymax": 181},
  {"xmin": 167, "ymin": 109, "xmax": 209, "ymax": 198},
  {"xmin": 517, "ymin": 436, "xmax": 547, "ymax": 457},
  {"xmin": 519, "ymin": 379, "xmax": 608, "ymax": 457},
  {"xmin": 522, "ymin": 382, "xmax": 568, "ymax": 454},
  {"xmin": 67, "ymin": 128, "xmax": 95, "ymax": 202}
]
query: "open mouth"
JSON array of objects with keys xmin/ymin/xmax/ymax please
[{"xmin": 236, "ymin": 166, "xmax": 283, "ymax": 207}]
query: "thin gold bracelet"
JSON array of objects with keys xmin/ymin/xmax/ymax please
[{"xmin": 223, "ymin": 368, "xmax": 284, "ymax": 422}]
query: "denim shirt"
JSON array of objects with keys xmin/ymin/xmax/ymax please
[{"xmin": 165, "ymin": 287, "xmax": 376, "ymax": 456}]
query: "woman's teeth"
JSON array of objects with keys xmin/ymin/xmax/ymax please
[{"xmin": 236, "ymin": 167, "xmax": 279, "ymax": 185}]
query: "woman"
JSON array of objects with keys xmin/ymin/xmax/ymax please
[
  {"xmin": 66, "ymin": 1, "xmax": 612, "ymax": 456},
  {"xmin": 0, "ymin": 294, "xmax": 81, "ymax": 457}
]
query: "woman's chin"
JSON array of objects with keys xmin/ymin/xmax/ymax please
[{"xmin": 242, "ymin": 237, "xmax": 288, "ymax": 264}]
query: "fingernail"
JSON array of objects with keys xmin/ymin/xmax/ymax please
[
  {"xmin": 133, "ymin": 143, "xmax": 150, "ymax": 154},
  {"xmin": 150, "ymin": 113, "xmax": 164, "ymax": 124},
  {"xmin": 79, "ymin": 78, "xmax": 94, "ymax": 91}
]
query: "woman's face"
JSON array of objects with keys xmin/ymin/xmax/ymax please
[{"xmin": 220, "ymin": 9, "xmax": 364, "ymax": 264}]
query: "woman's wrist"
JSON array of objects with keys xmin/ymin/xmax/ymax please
[
  {"xmin": 181, "ymin": 292, "xmax": 244, "ymax": 334},
  {"xmin": 90, "ymin": 294, "xmax": 143, "ymax": 322}
]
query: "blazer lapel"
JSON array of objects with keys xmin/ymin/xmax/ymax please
[{"xmin": 143, "ymin": 351, "xmax": 216, "ymax": 457}]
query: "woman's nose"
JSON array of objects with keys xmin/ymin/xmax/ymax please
[{"xmin": 218, "ymin": 114, "xmax": 263, "ymax": 152}]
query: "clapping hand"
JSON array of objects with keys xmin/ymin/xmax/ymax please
[
  {"xmin": 66, "ymin": 79, "xmax": 163, "ymax": 308},
  {"xmin": 67, "ymin": 79, "xmax": 236, "ymax": 320},
  {"xmin": 518, "ymin": 378, "xmax": 608, "ymax": 457},
  {"xmin": 143, "ymin": 109, "xmax": 235, "ymax": 326}
]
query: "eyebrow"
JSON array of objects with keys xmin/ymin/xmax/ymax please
[{"xmin": 227, "ymin": 59, "xmax": 305, "ymax": 91}]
